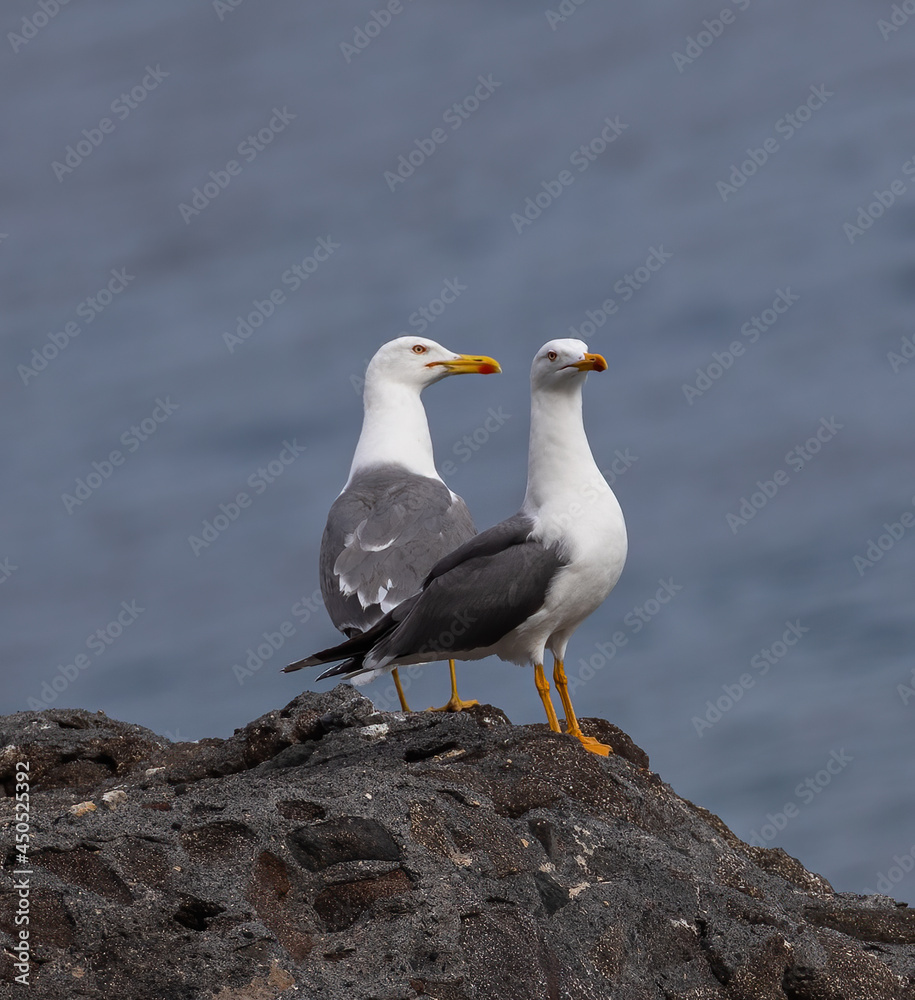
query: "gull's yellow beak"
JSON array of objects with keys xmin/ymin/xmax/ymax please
[
  {"xmin": 427, "ymin": 354, "xmax": 502, "ymax": 375},
  {"xmin": 568, "ymin": 352, "xmax": 608, "ymax": 373}
]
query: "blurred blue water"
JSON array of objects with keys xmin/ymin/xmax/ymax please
[{"xmin": 3, "ymin": 0, "xmax": 914, "ymax": 902}]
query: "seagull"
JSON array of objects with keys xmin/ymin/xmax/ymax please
[
  {"xmin": 287, "ymin": 339, "xmax": 628, "ymax": 754},
  {"xmin": 316, "ymin": 336, "xmax": 501, "ymax": 713}
]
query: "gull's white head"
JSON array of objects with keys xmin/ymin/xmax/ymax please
[
  {"xmin": 531, "ymin": 338, "xmax": 607, "ymax": 391},
  {"xmin": 366, "ymin": 337, "xmax": 501, "ymax": 392}
]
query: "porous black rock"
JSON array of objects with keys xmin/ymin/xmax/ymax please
[{"xmin": 1, "ymin": 686, "xmax": 914, "ymax": 999}]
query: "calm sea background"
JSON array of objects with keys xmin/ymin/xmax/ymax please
[{"xmin": 3, "ymin": 1, "xmax": 914, "ymax": 901}]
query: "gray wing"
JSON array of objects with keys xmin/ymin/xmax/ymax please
[
  {"xmin": 319, "ymin": 466, "xmax": 476, "ymax": 635},
  {"xmin": 422, "ymin": 512, "xmax": 537, "ymax": 586},
  {"xmin": 365, "ymin": 523, "xmax": 565, "ymax": 667}
]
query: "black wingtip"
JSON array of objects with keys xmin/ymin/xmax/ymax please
[
  {"xmin": 283, "ymin": 657, "xmax": 318, "ymax": 673},
  {"xmin": 315, "ymin": 658, "xmax": 360, "ymax": 681}
]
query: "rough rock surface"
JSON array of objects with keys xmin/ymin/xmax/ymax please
[{"xmin": 1, "ymin": 686, "xmax": 914, "ymax": 999}]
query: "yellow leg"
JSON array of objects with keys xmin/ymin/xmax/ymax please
[
  {"xmin": 553, "ymin": 657, "xmax": 612, "ymax": 756},
  {"xmin": 534, "ymin": 662, "xmax": 562, "ymax": 733},
  {"xmin": 392, "ymin": 667, "xmax": 411, "ymax": 712},
  {"xmin": 429, "ymin": 660, "xmax": 480, "ymax": 712}
]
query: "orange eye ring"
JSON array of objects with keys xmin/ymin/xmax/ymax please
[
  {"xmin": 547, "ymin": 350, "xmax": 558, "ymax": 361},
  {"xmin": 412, "ymin": 344, "xmax": 427, "ymax": 354}
]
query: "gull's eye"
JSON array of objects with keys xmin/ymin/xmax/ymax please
[
  {"xmin": 547, "ymin": 350, "xmax": 558, "ymax": 362},
  {"xmin": 412, "ymin": 344, "xmax": 428, "ymax": 355}
]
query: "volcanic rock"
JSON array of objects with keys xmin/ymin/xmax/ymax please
[{"xmin": 1, "ymin": 686, "xmax": 914, "ymax": 999}]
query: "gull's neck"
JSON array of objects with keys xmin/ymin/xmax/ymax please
[
  {"xmin": 346, "ymin": 376, "xmax": 440, "ymax": 485},
  {"xmin": 522, "ymin": 380, "xmax": 605, "ymax": 514}
]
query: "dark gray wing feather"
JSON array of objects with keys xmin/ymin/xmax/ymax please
[
  {"xmin": 319, "ymin": 467, "xmax": 475, "ymax": 635},
  {"xmin": 421, "ymin": 512, "xmax": 537, "ymax": 586},
  {"xmin": 289, "ymin": 510, "xmax": 564, "ymax": 676},
  {"xmin": 310, "ymin": 540, "xmax": 562, "ymax": 679},
  {"xmin": 366, "ymin": 529, "xmax": 565, "ymax": 666}
]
